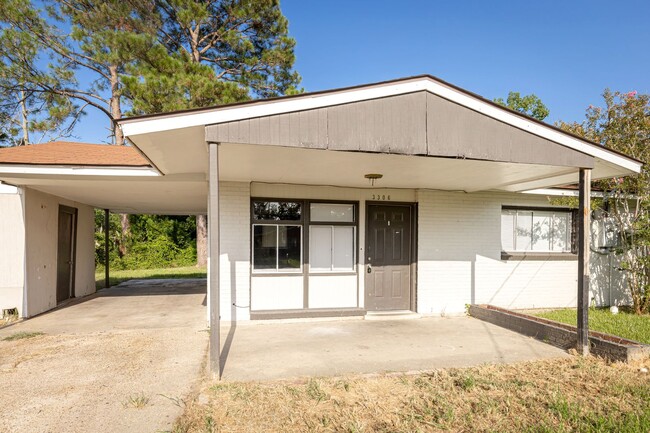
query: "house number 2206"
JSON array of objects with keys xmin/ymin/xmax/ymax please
[{"xmin": 371, "ymin": 194, "xmax": 391, "ymax": 200}]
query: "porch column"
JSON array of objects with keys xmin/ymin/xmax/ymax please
[
  {"xmin": 208, "ymin": 142, "xmax": 220, "ymax": 377},
  {"xmin": 104, "ymin": 209, "xmax": 110, "ymax": 289},
  {"xmin": 577, "ymin": 168, "xmax": 591, "ymax": 355}
]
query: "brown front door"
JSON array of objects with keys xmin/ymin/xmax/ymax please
[
  {"xmin": 56, "ymin": 205, "xmax": 77, "ymax": 303},
  {"xmin": 365, "ymin": 204, "xmax": 413, "ymax": 311}
]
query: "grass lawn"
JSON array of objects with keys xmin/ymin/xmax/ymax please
[
  {"xmin": 172, "ymin": 357, "xmax": 650, "ymax": 433},
  {"xmin": 532, "ymin": 308, "xmax": 650, "ymax": 345},
  {"xmin": 95, "ymin": 266, "xmax": 206, "ymax": 290}
]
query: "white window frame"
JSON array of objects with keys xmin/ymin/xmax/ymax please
[{"xmin": 501, "ymin": 208, "xmax": 573, "ymax": 253}]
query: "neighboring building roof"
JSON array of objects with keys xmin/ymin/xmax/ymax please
[{"xmin": 0, "ymin": 141, "xmax": 151, "ymax": 167}]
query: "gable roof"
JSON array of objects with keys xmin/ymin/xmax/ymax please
[
  {"xmin": 116, "ymin": 74, "xmax": 641, "ymax": 175},
  {"xmin": 0, "ymin": 141, "xmax": 151, "ymax": 167}
]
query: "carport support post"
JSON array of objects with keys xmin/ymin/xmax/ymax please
[
  {"xmin": 577, "ymin": 168, "xmax": 591, "ymax": 356},
  {"xmin": 104, "ymin": 209, "xmax": 110, "ymax": 289},
  {"xmin": 208, "ymin": 142, "xmax": 220, "ymax": 378}
]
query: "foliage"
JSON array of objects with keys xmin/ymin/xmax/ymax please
[
  {"xmin": 123, "ymin": 0, "xmax": 301, "ymax": 115},
  {"xmin": 494, "ymin": 91, "xmax": 550, "ymax": 121},
  {"xmin": 95, "ymin": 210, "xmax": 197, "ymax": 270},
  {"xmin": 0, "ymin": 0, "xmax": 81, "ymax": 145},
  {"xmin": 0, "ymin": 0, "xmax": 159, "ymax": 145},
  {"xmin": 557, "ymin": 90, "xmax": 650, "ymax": 314},
  {"xmin": 533, "ymin": 307, "xmax": 650, "ymax": 344}
]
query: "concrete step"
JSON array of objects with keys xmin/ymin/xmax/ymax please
[{"xmin": 364, "ymin": 310, "xmax": 421, "ymax": 321}]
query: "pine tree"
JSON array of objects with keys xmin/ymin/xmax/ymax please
[{"xmin": 124, "ymin": 0, "xmax": 301, "ymax": 266}]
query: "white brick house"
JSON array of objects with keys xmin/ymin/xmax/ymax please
[{"xmin": 0, "ymin": 75, "xmax": 641, "ymax": 374}]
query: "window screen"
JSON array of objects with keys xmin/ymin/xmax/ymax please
[{"xmin": 502, "ymin": 208, "xmax": 572, "ymax": 253}]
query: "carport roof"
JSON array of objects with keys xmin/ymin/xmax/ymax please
[{"xmin": 0, "ymin": 141, "xmax": 150, "ymax": 167}]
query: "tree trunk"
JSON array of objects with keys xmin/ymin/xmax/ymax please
[
  {"xmin": 109, "ymin": 65, "xmax": 124, "ymax": 146},
  {"xmin": 20, "ymin": 89, "xmax": 29, "ymax": 145},
  {"xmin": 188, "ymin": 31, "xmax": 208, "ymax": 267},
  {"xmin": 118, "ymin": 213, "xmax": 130, "ymax": 257},
  {"xmin": 196, "ymin": 214, "xmax": 208, "ymax": 266},
  {"xmin": 109, "ymin": 64, "xmax": 130, "ymax": 255}
]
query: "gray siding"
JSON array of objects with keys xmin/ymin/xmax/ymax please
[{"xmin": 205, "ymin": 91, "xmax": 594, "ymax": 168}]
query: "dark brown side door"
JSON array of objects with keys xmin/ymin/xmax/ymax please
[
  {"xmin": 56, "ymin": 205, "xmax": 77, "ymax": 303},
  {"xmin": 365, "ymin": 204, "xmax": 412, "ymax": 311}
]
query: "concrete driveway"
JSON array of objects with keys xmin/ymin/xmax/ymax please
[
  {"xmin": 220, "ymin": 316, "xmax": 569, "ymax": 381},
  {"xmin": 0, "ymin": 279, "xmax": 208, "ymax": 433}
]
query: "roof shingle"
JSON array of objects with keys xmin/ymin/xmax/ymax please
[{"xmin": 0, "ymin": 141, "xmax": 150, "ymax": 167}]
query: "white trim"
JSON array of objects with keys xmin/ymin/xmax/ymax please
[
  {"xmin": 0, "ymin": 165, "xmax": 160, "ymax": 177},
  {"xmin": 0, "ymin": 181, "xmax": 18, "ymax": 193},
  {"xmin": 522, "ymin": 188, "xmax": 610, "ymax": 198},
  {"xmin": 119, "ymin": 77, "xmax": 642, "ymax": 174}
]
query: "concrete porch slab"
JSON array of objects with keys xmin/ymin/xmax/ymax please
[{"xmin": 219, "ymin": 316, "xmax": 569, "ymax": 381}]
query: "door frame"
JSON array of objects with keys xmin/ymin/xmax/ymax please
[
  {"xmin": 57, "ymin": 205, "xmax": 78, "ymax": 302},
  {"xmin": 364, "ymin": 201, "xmax": 418, "ymax": 312}
]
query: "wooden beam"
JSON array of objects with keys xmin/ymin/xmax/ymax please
[
  {"xmin": 577, "ymin": 168, "xmax": 591, "ymax": 355},
  {"xmin": 104, "ymin": 209, "xmax": 110, "ymax": 289},
  {"xmin": 208, "ymin": 142, "xmax": 220, "ymax": 378}
]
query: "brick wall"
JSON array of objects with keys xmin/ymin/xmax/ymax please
[
  {"xmin": 218, "ymin": 181, "xmax": 251, "ymax": 321},
  {"xmin": 416, "ymin": 190, "xmax": 624, "ymax": 316}
]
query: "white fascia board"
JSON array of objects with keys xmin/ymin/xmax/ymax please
[
  {"xmin": 119, "ymin": 77, "xmax": 642, "ymax": 174},
  {"xmin": 0, "ymin": 165, "xmax": 160, "ymax": 177},
  {"xmin": 522, "ymin": 188, "xmax": 604, "ymax": 198}
]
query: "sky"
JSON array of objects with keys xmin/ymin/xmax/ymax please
[{"xmin": 74, "ymin": 0, "xmax": 649, "ymax": 143}]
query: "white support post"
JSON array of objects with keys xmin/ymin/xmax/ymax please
[
  {"xmin": 208, "ymin": 142, "xmax": 220, "ymax": 377},
  {"xmin": 577, "ymin": 168, "xmax": 591, "ymax": 355}
]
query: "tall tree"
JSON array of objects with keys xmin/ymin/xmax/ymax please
[
  {"xmin": 0, "ymin": 0, "xmax": 79, "ymax": 146},
  {"xmin": 0, "ymin": 0, "xmax": 159, "ymax": 252},
  {"xmin": 124, "ymin": 0, "xmax": 301, "ymax": 266},
  {"xmin": 494, "ymin": 91, "xmax": 550, "ymax": 121},
  {"xmin": 558, "ymin": 90, "xmax": 650, "ymax": 314}
]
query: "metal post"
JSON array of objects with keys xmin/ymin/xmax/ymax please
[
  {"xmin": 577, "ymin": 168, "xmax": 591, "ymax": 355},
  {"xmin": 104, "ymin": 209, "xmax": 110, "ymax": 289},
  {"xmin": 208, "ymin": 142, "xmax": 220, "ymax": 377}
]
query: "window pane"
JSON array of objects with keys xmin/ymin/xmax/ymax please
[
  {"xmin": 515, "ymin": 211, "xmax": 533, "ymax": 251},
  {"xmin": 552, "ymin": 213, "xmax": 570, "ymax": 252},
  {"xmin": 253, "ymin": 225, "xmax": 277, "ymax": 270},
  {"xmin": 310, "ymin": 226, "xmax": 332, "ymax": 271},
  {"xmin": 333, "ymin": 226, "xmax": 355, "ymax": 270},
  {"xmin": 310, "ymin": 203, "xmax": 354, "ymax": 222},
  {"xmin": 501, "ymin": 210, "xmax": 515, "ymax": 251},
  {"xmin": 531, "ymin": 211, "xmax": 552, "ymax": 251},
  {"xmin": 253, "ymin": 201, "xmax": 301, "ymax": 221},
  {"xmin": 278, "ymin": 226, "xmax": 301, "ymax": 269}
]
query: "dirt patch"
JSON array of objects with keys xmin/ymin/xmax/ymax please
[
  {"xmin": 173, "ymin": 357, "xmax": 650, "ymax": 433},
  {"xmin": 0, "ymin": 329, "xmax": 207, "ymax": 433}
]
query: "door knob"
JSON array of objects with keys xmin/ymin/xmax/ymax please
[{"xmin": 367, "ymin": 265, "xmax": 372, "ymax": 274}]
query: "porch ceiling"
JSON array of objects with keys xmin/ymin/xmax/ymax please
[
  {"xmin": 216, "ymin": 143, "xmax": 622, "ymax": 193},
  {"xmin": 0, "ymin": 172, "xmax": 207, "ymax": 214}
]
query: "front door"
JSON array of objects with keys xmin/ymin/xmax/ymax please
[
  {"xmin": 56, "ymin": 205, "xmax": 77, "ymax": 303},
  {"xmin": 365, "ymin": 204, "xmax": 413, "ymax": 311}
]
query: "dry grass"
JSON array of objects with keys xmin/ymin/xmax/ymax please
[{"xmin": 171, "ymin": 357, "xmax": 650, "ymax": 433}]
